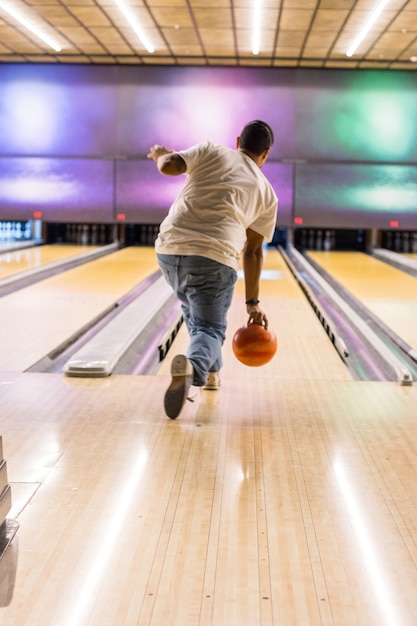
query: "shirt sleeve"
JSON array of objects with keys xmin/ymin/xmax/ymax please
[
  {"xmin": 249, "ymin": 187, "xmax": 278, "ymax": 242},
  {"xmin": 176, "ymin": 140, "xmax": 212, "ymax": 172}
]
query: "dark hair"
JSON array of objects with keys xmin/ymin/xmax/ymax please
[{"xmin": 239, "ymin": 120, "xmax": 274, "ymax": 155}]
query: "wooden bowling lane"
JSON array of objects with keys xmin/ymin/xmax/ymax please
[
  {"xmin": 0, "ymin": 247, "xmax": 159, "ymax": 372},
  {"xmin": 0, "ymin": 244, "xmax": 99, "ymax": 281},
  {"xmin": 307, "ymin": 251, "xmax": 417, "ymax": 351},
  {"xmin": 1, "ymin": 369, "xmax": 417, "ymax": 625},
  {"xmin": 158, "ymin": 247, "xmax": 352, "ymax": 382}
]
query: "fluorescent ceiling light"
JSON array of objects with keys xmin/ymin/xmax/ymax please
[
  {"xmin": 113, "ymin": 0, "xmax": 154, "ymax": 53},
  {"xmin": 0, "ymin": 0, "xmax": 61, "ymax": 51},
  {"xmin": 252, "ymin": 0, "xmax": 261, "ymax": 55},
  {"xmin": 346, "ymin": 0, "xmax": 391, "ymax": 57}
]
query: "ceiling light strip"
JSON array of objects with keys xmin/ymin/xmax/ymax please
[
  {"xmin": 346, "ymin": 0, "xmax": 391, "ymax": 57},
  {"xmin": 0, "ymin": 0, "xmax": 61, "ymax": 51},
  {"xmin": 252, "ymin": 0, "xmax": 261, "ymax": 55},
  {"xmin": 113, "ymin": 0, "xmax": 154, "ymax": 53}
]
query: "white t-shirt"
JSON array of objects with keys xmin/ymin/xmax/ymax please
[{"xmin": 155, "ymin": 140, "xmax": 278, "ymax": 270}]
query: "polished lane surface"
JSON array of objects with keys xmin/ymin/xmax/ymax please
[
  {"xmin": 307, "ymin": 251, "xmax": 417, "ymax": 351},
  {"xmin": 0, "ymin": 244, "xmax": 98, "ymax": 281},
  {"xmin": 1, "ymin": 248, "xmax": 417, "ymax": 626},
  {"xmin": 0, "ymin": 247, "xmax": 159, "ymax": 372}
]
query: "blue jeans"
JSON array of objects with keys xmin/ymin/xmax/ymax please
[{"xmin": 157, "ymin": 254, "xmax": 237, "ymax": 387}]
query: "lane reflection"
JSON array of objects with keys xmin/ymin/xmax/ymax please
[
  {"xmin": 334, "ymin": 459, "xmax": 401, "ymax": 626},
  {"xmin": 62, "ymin": 447, "xmax": 148, "ymax": 626}
]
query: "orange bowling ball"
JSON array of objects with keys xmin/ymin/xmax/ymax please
[{"xmin": 232, "ymin": 323, "xmax": 278, "ymax": 367}]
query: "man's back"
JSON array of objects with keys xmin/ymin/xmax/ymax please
[{"xmin": 155, "ymin": 140, "xmax": 277, "ymax": 270}]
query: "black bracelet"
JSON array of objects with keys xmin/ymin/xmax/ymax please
[{"xmin": 245, "ymin": 298, "xmax": 260, "ymax": 305}]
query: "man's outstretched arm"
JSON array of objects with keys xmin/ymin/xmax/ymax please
[{"xmin": 147, "ymin": 144, "xmax": 186, "ymax": 176}]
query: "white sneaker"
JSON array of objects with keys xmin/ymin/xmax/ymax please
[
  {"xmin": 203, "ymin": 372, "xmax": 221, "ymax": 390},
  {"xmin": 164, "ymin": 355, "xmax": 193, "ymax": 419}
]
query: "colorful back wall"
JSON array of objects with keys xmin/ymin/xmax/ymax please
[{"xmin": 0, "ymin": 65, "xmax": 416, "ymax": 230}]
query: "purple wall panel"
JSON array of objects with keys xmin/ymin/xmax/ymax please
[
  {"xmin": 1, "ymin": 64, "xmax": 416, "ymax": 228},
  {"xmin": 115, "ymin": 159, "xmax": 184, "ymax": 223},
  {"xmin": 261, "ymin": 162, "xmax": 293, "ymax": 227},
  {"xmin": 0, "ymin": 65, "xmax": 294, "ymax": 224},
  {"xmin": 0, "ymin": 157, "xmax": 114, "ymax": 222},
  {"xmin": 0, "ymin": 65, "xmax": 118, "ymax": 157},
  {"xmin": 115, "ymin": 67, "xmax": 296, "ymax": 160}
]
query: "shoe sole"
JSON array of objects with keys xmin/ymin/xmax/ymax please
[{"xmin": 164, "ymin": 355, "xmax": 193, "ymax": 419}]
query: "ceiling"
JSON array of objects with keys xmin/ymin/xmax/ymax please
[{"xmin": 0, "ymin": 0, "xmax": 417, "ymax": 70}]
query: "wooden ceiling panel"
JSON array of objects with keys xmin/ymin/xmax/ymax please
[
  {"xmin": 4, "ymin": 39, "xmax": 43, "ymax": 53},
  {"xmin": 31, "ymin": 6, "xmax": 80, "ymax": 27},
  {"xmin": 305, "ymin": 31, "xmax": 338, "ymax": 48},
  {"xmin": 311, "ymin": 9, "xmax": 350, "ymax": 31},
  {"xmin": 162, "ymin": 26, "xmax": 200, "ymax": 47},
  {"xmin": 280, "ymin": 9, "xmax": 315, "ymax": 31},
  {"xmin": 63, "ymin": 0, "xmax": 102, "ymax": 5},
  {"xmin": 0, "ymin": 0, "xmax": 415, "ymax": 68},
  {"xmin": 320, "ymin": 0, "xmax": 354, "ymax": 8},
  {"xmin": 366, "ymin": 47, "xmax": 402, "ymax": 60},
  {"xmin": 382, "ymin": 30, "xmax": 417, "ymax": 45},
  {"xmin": 282, "ymin": 0, "xmax": 319, "ymax": 8},
  {"xmin": 73, "ymin": 43, "xmax": 108, "ymax": 55},
  {"xmin": 193, "ymin": 8, "xmax": 233, "ymax": 29},
  {"xmin": 200, "ymin": 30, "xmax": 235, "ymax": 55},
  {"xmin": 272, "ymin": 58, "xmax": 298, "ymax": 67},
  {"xmin": 234, "ymin": 7, "xmax": 280, "ymax": 30},
  {"xmin": 149, "ymin": 8, "xmax": 193, "ymax": 29},
  {"xmin": 145, "ymin": 0, "xmax": 190, "ymax": 9},
  {"xmin": 235, "ymin": 28, "xmax": 255, "ymax": 56},
  {"xmin": 166, "ymin": 44, "xmax": 203, "ymax": 56},
  {"xmin": 102, "ymin": 6, "xmax": 155, "ymax": 29},
  {"xmin": 189, "ymin": 0, "xmax": 231, "ymax": 7},
  {"xmin": 403, "ymin": 40, "xmax": 417, "ymax": 55},
  {"xmin": 235, "ymin": 27, "xmax": 277, "ymax": 55},
  {"xmin": 25, "ymin": 0, "xmax": 67, "ymax": 5},
  {"xmin": 57, "ymin": 26, "xmax": 97, "ymax": 44},
  {"xmin": 145, "ymin": 0, "xmax": 188, "ymax": 7},
  {"xmin": 274, "ymin": 46, "xmax": 305, "ymax": 58},
  {"xmin": 275, "ymin": 30, "xmax": 305, "ymax": 47},
  {"xmin": 389, "ymin": 10, "xmax": 417, "ymax": 31},
  {"xmin": 343, "ymin": 9, "xmax": 399, "ymax": 31},
  {"xmin": 302, "ymin": 47, "xmax": 333, "ymax": 59},
  {"xmin": 66, "ymin": 6, "xmax": 112, "ymax": 27}
]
